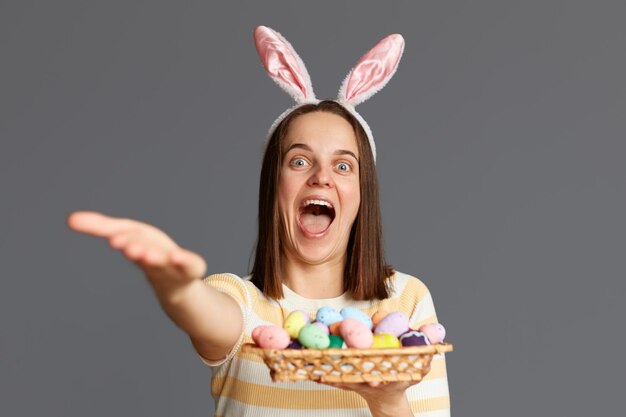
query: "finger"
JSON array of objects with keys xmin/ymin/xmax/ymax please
[
  {"xmin": 109, "ymin": 233, "xmax": 131, "ymax": 250},
  {"xmin": 367, "ymin": 381, "xmax": 381, "ymax": 387},
  {"xmin": 110, "ymin": 231, "xmax": 171, "ymax": 267},
  {"xmin": 142, "ymin": 248, "xmax": 167, "ymax": 266},
  {"xmin": 67, "ymin": 211, "xmax": 132, "ymax": 238},
  {"xmin": 124, "ymin": 242, "xmax": 146, "ymax": 261}
]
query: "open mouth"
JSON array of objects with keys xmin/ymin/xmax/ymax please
[{"xmin": 298, "ymin": 199, "xmax": 336, "ymax": 235}]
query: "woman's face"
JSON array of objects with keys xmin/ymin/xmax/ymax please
[{"xmin": 278, "ymin": 111, "xmax": 361, "ymax": 266}]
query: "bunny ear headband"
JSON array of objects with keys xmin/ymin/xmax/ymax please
[{"xmin": 254, "ymin": 25, "xmax": 405, "ymax": 162}]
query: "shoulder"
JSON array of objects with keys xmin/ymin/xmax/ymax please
[
  {"xmin": 202, "ymin": 272, "xmax": 249, "ymax": 289},
  {"xmin": 376, "ymin": 271, "xmax": 440, "ymax": 326},
  {"xmin": 387, "ymin": 270, "xmax": 431, "ymax": 301},
  {"xmin": 382, "ymin": 271, "xmax": 435, "ymax": 319},
  {"xmin": 201, "ymin": 273, "xmax": 261, "ymax": 307}
]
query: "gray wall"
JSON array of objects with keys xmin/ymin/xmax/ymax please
[{"xmin": 2, "ymin": 1, "xmax": 624, "ymax": 416}]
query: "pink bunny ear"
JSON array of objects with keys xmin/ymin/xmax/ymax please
[
  {"xmin": 338, "ymin": 34, "xmax": 405, "ymax": 106},
  {"xmin": 254, "ymin": 26, "xmax": 315, "ymax": 104}
]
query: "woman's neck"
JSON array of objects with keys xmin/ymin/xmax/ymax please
[{"xmin": 281, "ymin": 255, "xmax": 345, "ymax": 299}]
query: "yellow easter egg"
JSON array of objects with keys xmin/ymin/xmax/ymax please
[
  {"xmin": 283, "ymin": 310, "xmax": 308, "ymax": 339},
  {"xmin": 371, "ymin": 333, "xmax": 401, "ymax": 349}
]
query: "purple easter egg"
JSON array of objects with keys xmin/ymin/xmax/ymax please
[
  {"xmin": 374, "ymin": 311, "xmax": 410, "ymax": 337},
  {"xmin": 399, "ymin": 330, "xmax": 430, "ymax": 347},
  {"xmin": 312, "ymin": 322, "xmax": 330, "ymax": 335},
  {"xmin": 287, "ymin": 339, "xmax": 303, "ymax": 349}
]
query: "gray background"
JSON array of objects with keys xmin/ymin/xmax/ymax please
[{"xmin": 1, "ymin": 0, "xmax": 625, "ymax": 416}]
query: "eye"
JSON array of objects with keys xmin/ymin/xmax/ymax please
[
  {"xmin": 290, "ymin": 158, "xmax": 309, "ymax": 167},
  {"xmin": 336, "ymin": 162, "xmax": 351, "ymax": 172}
]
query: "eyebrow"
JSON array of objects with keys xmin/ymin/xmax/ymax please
[{"xmin": 284, "ymin": 143, "xmax": 360, "ymax": 162}]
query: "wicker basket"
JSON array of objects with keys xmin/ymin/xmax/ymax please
[{"xmin": 242, "ymin": 342, "xmax": 453, "ymax": 383}]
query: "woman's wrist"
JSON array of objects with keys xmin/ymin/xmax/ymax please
[{"xmin": 365, "ymin": 392, "xmax": 413, "ymax": 417}]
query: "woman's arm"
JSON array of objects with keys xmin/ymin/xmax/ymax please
[{"xmin": 66, "ymin": 211, "xmax": 243, "ymax": 361}]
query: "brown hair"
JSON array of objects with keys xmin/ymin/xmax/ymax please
[{"xmin": 250, "ymin": 100, "xmax": 394, "ymax": 300}]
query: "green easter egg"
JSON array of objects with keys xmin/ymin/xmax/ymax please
[
  {"xmin": 298, "ymin": 324, "xmax": 330, "ymax": 349},
  {"xmin": 328, "ymin": 334, "xmax": 344, "ymax": 348}
]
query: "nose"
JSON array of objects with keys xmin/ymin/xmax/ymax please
[{"xmin": 307, "ymin": 164, "xmax": 334, "ymax": 188}]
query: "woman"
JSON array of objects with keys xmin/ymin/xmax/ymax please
[{"xmin": 67, "ymin": 27, "xmax": 450, "ymax": 417}]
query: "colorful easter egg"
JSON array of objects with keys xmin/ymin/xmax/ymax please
[
  {"xmin": 399, "ymin": 330, "xmax": 430, "ymax": 347},
  {"xmin": 328, "ymin": 334, "xmax": 344, "ymax": 349},
  {"xmin": 374, "ymin": 311, "xmax": 410, "ymax": 337},
  {"xmin": 298, "ymin": 324, "xmax": 330, "ymax": 349},
  {"xmin": 316, "ymin": 307, "xmax": 343, "ymax": 326},
  {"xmin": 287, "ymin": 339, "xmax": 303, "ymax": 349},
  {"xmin": 371, "ymin": 310, "xmax": 389, "ymax": 327},
  {"xmin": 372, "ymin": 333, "xmax": 401, "ymax": 348},
  {"xmin": 329, "ymin": 321, "xmax": 343, "ymax": 335},
  {"xmin": 252, "ymin": 325, "xmax": 291, "ymax": 349},
  {"xmin": 340, "ymin": 307, "xmax": 373, "ymax": 329},
  {"xmin": 283, "ymin": 310, "xmax": 310, "ymax": 339},
  {"xmin": 252, "ymin": 325, "xmax": 271, "ymax": 340},
  {"xmin": 340, "ymin": 318, "xmax": 374, "ymax": 349},
  {"xmin": 419, "ymin": 323, "xmax": 446, "ymax": 344},
  {"xmin": 312, "ymin": 322, "xmax": 330, "ymax": 335}
]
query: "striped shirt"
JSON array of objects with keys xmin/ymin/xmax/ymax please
[{"xmin": 197, "ymin": 272, "xmax": 450, "ymax": 417}]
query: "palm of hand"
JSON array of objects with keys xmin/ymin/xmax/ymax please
[{"xmin": 67, "ymin": 211, "xmax": 206, "ymax": 284}]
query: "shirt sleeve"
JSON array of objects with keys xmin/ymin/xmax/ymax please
[
  {"xmin": 404, "ymin": 276, "xmax": 451, "ymax": 416},
  {"xmin": 193, "ymin": 273, "xmax": 252, "ymax": 367},
  {"xmin": 409, "ymin": 288, "xmax": 439, "ymax": 329}
]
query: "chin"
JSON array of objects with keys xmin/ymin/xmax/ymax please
[{"xmin": 292, "ymin": 239, "xmax": 346, "ymax": 265}]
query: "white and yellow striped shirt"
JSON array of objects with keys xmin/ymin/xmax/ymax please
[{"xmin": 198, "ymin": 272, "xmax": 450, "ymax": 417}]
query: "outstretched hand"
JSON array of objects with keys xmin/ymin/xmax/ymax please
[
  {"xmin": 67, "ymin": 211, "xmax": 207, "ymax": 287},
  {"xmin": 320, "ymin": 379, "xmax": 421, "ymax": 417}
]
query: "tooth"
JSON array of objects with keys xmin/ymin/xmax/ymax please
[{"xmin": 304, "ymin": 199, "xmax": 332, "ymax": 208}]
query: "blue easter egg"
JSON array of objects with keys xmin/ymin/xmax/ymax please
[
  {"xmin": 340, "ymin": 306, "xmax": 373, "ymax": 329},
  {"xmin": 316, "ymin": 306, "xmax": 343, "ymax": 326}
]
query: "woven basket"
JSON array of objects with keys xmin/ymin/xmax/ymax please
[{"xmin": 242, "ymin": 342, "xmax": 453, "ymax": 383}]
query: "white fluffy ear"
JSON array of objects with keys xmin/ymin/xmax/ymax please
[
  {"xmin": 254, "ymin": 26, "xmax": 315, "ymax": 104},
  {"xmin": 338, "ymin": 34, "xmax": 404, "ymax": 107}
]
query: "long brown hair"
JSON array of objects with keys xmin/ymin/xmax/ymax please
[{"xmin": 251, "ymin": 100, "xmax": 393, "ymax": 300}]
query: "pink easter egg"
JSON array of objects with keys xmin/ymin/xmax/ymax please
[
  {"xmin": 340, "ymin": 318, "xmax": 373, "ymax": 349},
  {"xmin": 252, "ymin": 325, "xmax": 291, "ymax": 349},
  {"xmin": 418, "ymin": 323, "xmax": 446, "ymax": 344},
  {"xmin": 252, "ymin": 325, "xmax": 271, "ymax": 340}
]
